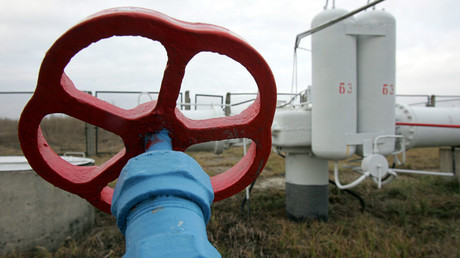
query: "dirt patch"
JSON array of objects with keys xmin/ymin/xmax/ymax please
[{"xmin": 254, "ymin": 176, "xmax": 285, "ymax": 190}]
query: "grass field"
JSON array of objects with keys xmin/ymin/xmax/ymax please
[{"xmin": 1, "ymin": 117, "xmax": 460, "ymax": 257}]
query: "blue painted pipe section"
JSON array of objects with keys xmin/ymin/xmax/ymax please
[{"xmin": 111, "ymin": 129, "xmax": 221, "ymax": 257}]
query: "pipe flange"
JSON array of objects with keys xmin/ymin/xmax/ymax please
[{"xmin": 395, "ymin": 103, "xmax": 416, "ymax": 149}]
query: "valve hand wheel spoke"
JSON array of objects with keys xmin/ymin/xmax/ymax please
[
  {"xmin": 18, "ymin": 7, "xmax": 276, "ymax": 213},
  {"xmin": 57, "ymin": 73, "xmax": 140, "ymax": 134},
  {"xmin": 173, "ymin": 108, "xmax": 260, "ymax": 146},
  {"xmin": 155, "ymin": 54, "xmax": 192, "ymax": 113}
]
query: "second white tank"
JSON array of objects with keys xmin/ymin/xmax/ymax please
[
  {"xmin": 356, "ymin": 10, "xmax": 396, "ymax": 156},
  {"xmin": 311, "ymin": 8, "xmax": 357, "ymax": 160}
]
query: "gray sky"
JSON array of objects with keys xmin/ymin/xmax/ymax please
[{"xmin": 1, "ymin": 0, "xmax": 460, "ymax": 111}]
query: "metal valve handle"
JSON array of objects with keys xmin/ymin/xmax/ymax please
[{"xmin": 18, "ymin": 7, "xmax": 276, "ymax": 213}]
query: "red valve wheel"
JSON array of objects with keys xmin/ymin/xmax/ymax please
[{"xmin": 18, "ymin": 8, "xmax": 276, "ymax": 213}]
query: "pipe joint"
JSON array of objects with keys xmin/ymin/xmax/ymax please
[{"xmin": 111, "ymin": 130, "xmax": 219, "ymax": 257}]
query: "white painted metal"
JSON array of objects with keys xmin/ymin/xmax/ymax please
[
  {"xmin": 333, "ymin": 162, "xmax": 368, "ymax": 189},
  {"xmin": 311, "ymin": 8, "xmax": 357, "ymax": 160},
  {"xmin": 361, "ymin": 153, "xmax": 389, "ymax": 181},
  {"xmin": 395, "ymin": 104, "xmax": 460, "ymax": 148},
  {"xmin": 371, "ymin": 169, "xmax": 397, "ymax": 188},
  {"xmin": 392, "ymin": 168, "xmax": 454, "ymax": 177},
  {"xmin": 0, "ymin": 156, "xmax": 94, "ymax": 172},
  {"xmin": 186, "ymin": 141, "xmax": 225, "ymax": 154},
  {"xmin": 137, "ymin": 91, "xmax": 153, "ymax": 105},
  {"xmin": 181, "ymin": 107, "xmax": 227, "ymax": 154},
  {"xmin": 181, "ymin": 106, "xmax": 224, "ymax": 120},
  {"xmin": 356, "ymin": 9, "xmax": 396, "ymax": 156},
  {"xmin": 271, "ymin": 107, "xmax": 312, "ymax": 148},
  {"xmin": 286, "ymin": 152, "xmax": 328, "ymax": 185},
  {"xmin": 334, "ymin": 155, "xmax": 396, "ymax": 190}
]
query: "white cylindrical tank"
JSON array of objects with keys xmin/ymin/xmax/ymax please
[
  {"xmin": 271, "ymin": 108, "xmax": 312, "ymax": 148},
  {"xmin": 356, "ymin": 10, "xmax": 396, "ymax": 156},
  {"xmin": 311, "ymin": 8, "xmax": 357, "ymax": 160},
  {"xmin": 182, "ymin": 107, "xmax": 226, "ymax": 154},
  {"xmin": 396, "ymin": 104, "xmax": 460, "ymax": 148}
]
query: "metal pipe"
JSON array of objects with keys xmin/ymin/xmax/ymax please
[
  {"xmin": 333, "ymin": 162, "xmax": 369, "ymax": 189},
  {"xmin": 111, "ymin": 129, "xmax": 220, "ymax": 257},
  {"xmin": 0, "ymin": 91, "xmax": 35, "ymax": 94},
  {"xmin": 194, "ymin": 94, "xmax": 224, "ymax": 110},
  {"xmin": 294, "ymin": 0, "xmax": 386, "ymax": 49},
  {"xmin": 396, "ymin": 122, "xmax": 460, "ymax": 129},
  {"xmin": 137, "ymin": 91, "xmax": 153, "ymax": 105},
  {"xmin": 395, "ymin": 104, "xmax": 460, "ymax": 148},
  {"xmin": 392, "ymin": 168, "xmax": 454, "ymax": 177}
]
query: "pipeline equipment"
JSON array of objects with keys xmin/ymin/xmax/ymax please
[{"xmin": 18, "ymin": 7, "xmax": 277, "ymax": 256}]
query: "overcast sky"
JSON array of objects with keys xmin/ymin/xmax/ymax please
[{"xmin": 1, "ymin": 0, "xmax": 460, "ymax": 110}]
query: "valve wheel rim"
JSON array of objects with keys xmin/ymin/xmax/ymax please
[{"xmin": 18, "ymin": 7, "xmax": 276, "ymax": 213}]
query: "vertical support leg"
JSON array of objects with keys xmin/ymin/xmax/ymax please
[
  {"xmin": 440, "ymin": 147, "xmax": 460, "ymax": 183},
  {"xmin": 285, "ymin": 152, "xmax": 329, "ymax": 221},
  {"xmin": 184, "ymin": 90, "xmax": 191, "ymax": 110},
  {"xmin": 85, "ymin": 123, "xmax": 96, "ymax": 157},
  {"xmin": 224, "ymin": 92, "xmax": 231, "ymax": 116}
]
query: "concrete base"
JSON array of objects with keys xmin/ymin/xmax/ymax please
[
  {"xmin": 439, "ymin": 147, "xmax": 460, "ymax": 183},
  {"xmin": 284, "ymin": 152, "xmax": 329, "ymax": 221},
  {"xmin": 0, "ymin": 170, "xmax": 95, "ymax": 255},
  {"xmin": 286, "ymin": 183, "xmax": 329, "ymax": 221}
]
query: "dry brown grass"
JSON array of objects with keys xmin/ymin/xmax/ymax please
[
  {"xmin": 0, "ymin": 118, "xmax": 23, "ymax": 155},
  {"xmin": 1, "ymin": 117, "xmax": 459, "ymax": 257},
  {"xmin": 209, "ymin": 175, "xmax": 460, "ymax": 257},
  {"xmin": 4, "ymin": 210, "xmax": 125, "ymax": 258}
]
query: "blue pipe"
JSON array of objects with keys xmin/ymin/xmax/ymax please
[{"xmin": 111, "ymin": 129, "xmax": 221, "ymax": 257}]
